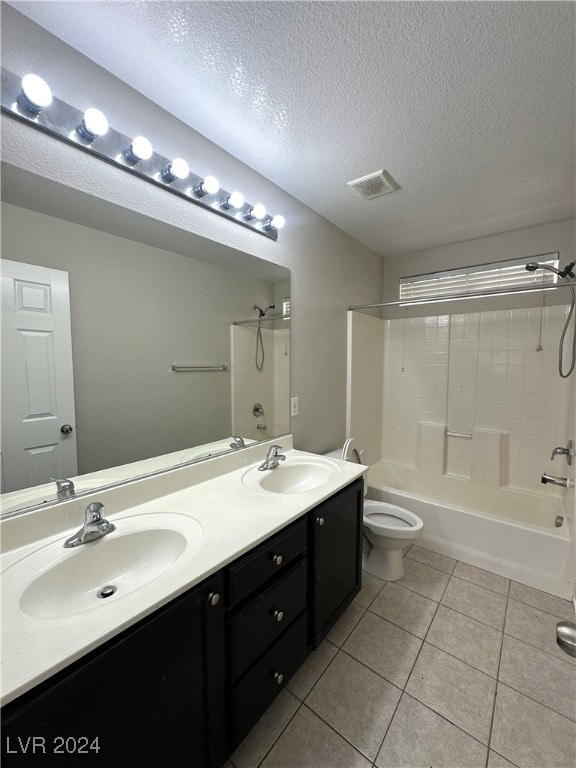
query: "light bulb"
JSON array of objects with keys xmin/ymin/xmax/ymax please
[
  {"xmin": 18, "ymin": 74, "xmax": 52, "ymax": 114},
  {"xmin": 270, "ymin": 215, "xmax": 285, "ymax": 230},
  {"xmin": 227, "ymin": 191, "xmax": 245, "ymax": 209},
  {"xmin": 250, "ymin": 204, "xmax": 267, "ymax": 220},
  {"xmin": 78, "ymin": 108, "xmax": 108, "ymax": 140},
  {"xmin": 202, "ymin": 175, "xmax": 220, "ymax": 195},
  {"xmin": 196, "ymin": 175, "xmax": 220, "ymax": 196},
  {"xmin": 125, "ymin": 136, "xmax": 153, "ymax": 163},
  {"xmin": 162, "ymin": 158, "xmax": 189, "ymax": 182}
]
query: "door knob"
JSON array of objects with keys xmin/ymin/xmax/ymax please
[
  {"xmin": 60, "ymin": 424, "xmax": 74, "ymax": 434},
  {"xmin": 316, "ymin": 516, "xmax": 325, "ymax": 526}
]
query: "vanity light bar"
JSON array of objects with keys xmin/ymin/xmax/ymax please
[{"xmin": 0, "ymin": 69, "xmax": 285, "ymax": 241}]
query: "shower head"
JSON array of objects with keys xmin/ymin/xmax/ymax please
[
  {"xmin": 525, "ymin": 262, "xmax": 562, "ymax": 276},
  {"xmin": 253, "ymin": 304, "xmax": 276, "ymax": 318},
  {"xmin": 560, "ymin": 260, "xmax": 576, "ymax": 279}
]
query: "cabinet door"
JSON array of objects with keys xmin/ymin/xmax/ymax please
[
  {"xmin": 2, "ymin": 574, "xmax": 225, "ymax": 768},
  {"xmin": 311, "ymin": 480, "xmax": 363, "ymax": 645}
]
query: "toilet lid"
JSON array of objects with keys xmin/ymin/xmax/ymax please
[{"xmin": 365, "ymin": 512, "xmax": 413, "ymax": 529}]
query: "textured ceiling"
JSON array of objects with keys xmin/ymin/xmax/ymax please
[{"xmin": 8, "ymin": 1, "xmax": 576, "ymax": 257}]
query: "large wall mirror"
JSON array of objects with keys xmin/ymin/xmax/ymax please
[{"xmin": 0, "ymin": 167, "xmax": 290, "ymax": 517}]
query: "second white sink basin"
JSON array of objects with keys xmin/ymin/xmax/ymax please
[
  {"xmin": 3, "ymin": 513, "xmax": 203, "ymax": 620},
  {"xmin": 242, "ymin": 457, "xmax": 338, "ymax": 494}
]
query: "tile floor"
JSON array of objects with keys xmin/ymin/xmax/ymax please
[{"xmin": 227, "ymin": 545, "xmax": 576, "ymax": 768}]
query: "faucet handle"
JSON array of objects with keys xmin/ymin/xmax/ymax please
[
  {"xmin": 85, "ymin": 501, "xmax": 105, "ymax": 522},
  {"xmin": 50, "ymin": 477, "xmax": 76, "ymax": 499},
  {"xmin": 550, "ymin": 440, "xmax": 573, "ymax": 465}
]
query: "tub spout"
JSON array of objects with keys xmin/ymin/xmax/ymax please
[{"xmin": 541, "ymin": 473, "xmax": 568, "ymax": 488}]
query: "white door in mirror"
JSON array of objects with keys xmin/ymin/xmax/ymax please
[{"xmin": 1, "ymin": 260, "xmax": 78, "ymax": 492}]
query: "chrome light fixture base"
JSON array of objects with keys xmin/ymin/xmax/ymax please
[{"xmin": 1, "ymin": 68, "xmax": 282, "ymax": 241}]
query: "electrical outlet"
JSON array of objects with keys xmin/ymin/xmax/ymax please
[{"xmin": 290, "ymin": 396, "xmax": 299, "ymax": 417}]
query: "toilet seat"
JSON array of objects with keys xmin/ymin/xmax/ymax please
[{"xmin": 363, "ymin": 500, "xmax": 423, "ymax": 539}]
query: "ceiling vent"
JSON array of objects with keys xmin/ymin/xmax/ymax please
[{"xmin": 347, "ymin": 169, "xmax": 400, "ymax": 200}]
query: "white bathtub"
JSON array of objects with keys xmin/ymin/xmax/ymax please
[{"xmin": 367, "ymin": 462, "xmax": 573, "ymax": 599}]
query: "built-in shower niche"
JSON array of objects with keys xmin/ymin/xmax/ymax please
[{"xmin": 416, "ymin": 422, "xmax": 510, "ymax": 486}]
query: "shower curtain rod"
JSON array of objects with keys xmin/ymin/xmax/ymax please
[
  {"xmin": 234, "ymin": 314, "xmax": 290, "ymax": 325},
  {"xmin": 348, "ymin": 281, "xmax": 574, "ymax": 311}
]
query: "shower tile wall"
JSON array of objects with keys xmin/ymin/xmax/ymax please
[{"xmin": 381, "ymin": 305, "xmax": 571, "ymax": 493}]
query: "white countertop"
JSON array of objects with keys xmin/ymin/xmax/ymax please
[{"xmin": 1, "ymin": 440, "xmax": 365, "ymax": 706}]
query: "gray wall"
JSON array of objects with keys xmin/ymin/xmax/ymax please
[{"xmin": 1, "ymin": 5, "xmax": 384, "ymax": 455}]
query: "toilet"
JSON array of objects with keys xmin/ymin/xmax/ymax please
[{"xmin": 324, "ymin": 439, "xmax": 424, "ymax": 581}]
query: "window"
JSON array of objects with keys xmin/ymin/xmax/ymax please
[{"xmin": 399, "ymin": 254, "xmax": 559, "ymax": 301}]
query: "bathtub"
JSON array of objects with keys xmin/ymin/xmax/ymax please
[{"xmin": 367, "ymin": 461, "xmax": 573, "ymax": 599}]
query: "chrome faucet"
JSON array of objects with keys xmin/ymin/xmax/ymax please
[
  {"xmin": 64, "ymin": 502, "xmax": 116, "ymax": 548},
  {"xmin": 229, "ymin": 436, "xmax": 246, "ymax": 449},
  {"xmin": 258, "ymin": 445, "xmax": 286, "ymax": 471},
  {"xmin": 50, "ymin": 477, "xmax": 75, "ymax": 499},
  {"xmin": 550, "ymin": 440, "xmax": 573, "ymax": 466},
  {"xmin": 541, "ymin": 474, "xmax": 569, "ymax": 488}
]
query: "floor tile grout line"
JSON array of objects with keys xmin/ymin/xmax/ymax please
[
  {"xmin": 299, "ymin": 701, "xmax": 378, "ymax": 766},
  {"xmin": 370, "ymin": 586, "xmax": 449, "ymax": 766},
  {"xmin": 251, "ymin": 696, "xmax": 304, "ymax": 768},
  {"xmin": 495, "ymin": 678, "xmax": 576, "ymax": 725},
  {"xmin": 388, "ymin": 575, "xmax": 448, "ymax": 604},
  {"xmin": 448, "ymin": 572, "xmax": 510, "ymax": 598},
  {"xmin": 502, "ymin": 632, "xmax": 576, "ymax": 668},
  {"xmin": 501, "ymin": 627, "xmax": 576, "ymax": 672},
  {"xmin": 337, "ymin": 643, "xmax": 405, "ymax": 696},
  {"xmin": 484, "ymin": 591, "xmax": 507, "ymax": 768},
  {"xmin": 432, "ymin": 599, "xmax": 506, "ymax": 632},
  {"xmin": 365, "ymin": 604, "xmax": 438, "ymax": 643},
  {"xmin": 507, "ymin": 594, "xmax": 575, "ymax": 622}
]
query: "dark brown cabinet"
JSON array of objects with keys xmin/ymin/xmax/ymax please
[
  {"xmin": 310, "ymin": 478, "xmax": 364, "ymax": 646},
  {"xmin": 226, "ymin": 517, "xmax": 309, "ymax": 748},
  {"xmin": 1, "ymin": 572, "xmax": 226, "ymax": 768}
]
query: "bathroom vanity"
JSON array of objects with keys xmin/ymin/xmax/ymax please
[{"xmin": 0, "ymin": 441, "xmax": 364, "ymax": 767}]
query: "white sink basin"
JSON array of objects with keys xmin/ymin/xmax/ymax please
[
  {"xmin": 2, "ymin": 513, "xmax": 203, "ymax": 620},
  {"xmin": 242, "ymin": 457, "xmax": 339, "ymax": 494}
]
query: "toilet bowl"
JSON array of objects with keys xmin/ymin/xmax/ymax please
[
  {"xmin": 363, "ymin": 500, "xmax": 423, "ymax": 581},
  {"xmin": 323, "ymin": 439, "xmax": 424, "ymax": 581}
]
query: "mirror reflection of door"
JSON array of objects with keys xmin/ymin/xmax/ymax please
[{"xmin": 1, "ymin": 260, "xmax": 78, "ymax": 492}]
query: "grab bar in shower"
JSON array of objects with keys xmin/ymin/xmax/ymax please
[
  {"xmin": 171, "ymin": 364, "xmax": 228, "ymax": 372},
  {"xmin": 444, "ymin": 429, "xmax": 473, "ymax": 439}
]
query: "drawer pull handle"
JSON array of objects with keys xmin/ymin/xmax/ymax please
[
  {"xmin": 208, "ymin": 592, "xmax": 220, "ymax": 607},
  {"xmin": 272, "ymin": 554, "xmax": 283, "ymax": 566},
  {"xmin": 272, "ymin": 609, "xmax": 284, "ymax": 622},
  {"xmin": 317, "ymin": 516, "xmax": 325, "ymax": 526},
  {"xmin": 273, "ymin": 671, "xmax": 284, "ymax": 685}
]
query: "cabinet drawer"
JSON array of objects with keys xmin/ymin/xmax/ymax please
[
  {"xmin": 229, "ymin": 559, "xmax": 307, "ymax": 680},
  {"xmin": 227, "ymin": 517, "xmax": 307, "ymax": 606},
  {"xmin": 231, "ymin": 613, "xmax": 308, "ymax": 747}
]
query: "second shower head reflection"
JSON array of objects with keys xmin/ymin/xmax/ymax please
[{"xmin": 254, "ymin": 304, "xmax": 276, "ymax": 318}]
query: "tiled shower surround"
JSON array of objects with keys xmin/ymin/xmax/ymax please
[{"xmin": 349, "ymin": 305, "xmax": 572, "ymax": 493}]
